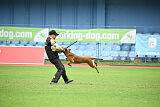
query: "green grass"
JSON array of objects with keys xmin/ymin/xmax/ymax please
[
  {"xmin": 0, "ymin": 65, "xmax": 160, "ymax": 107},
  {"xmin": 45, "ymin": 60, "xmax": 160, "ymax": 66}
]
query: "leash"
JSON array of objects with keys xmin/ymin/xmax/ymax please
[
  {"xmin": 63, "ymin": 41, "xmax": 77, "ymax": 56},
  {"xmin": 65, "ymin": 41, "xmax": 78, "ymax": 48}
]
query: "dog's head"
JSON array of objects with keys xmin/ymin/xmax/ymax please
[{"xmin": 63, "ymin": 48, "xmax": 71, "ymax": 54}]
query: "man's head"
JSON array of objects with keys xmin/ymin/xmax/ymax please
[{"xmin": 49, "ymin": 30, "xmax": 59, "ymax": 39}]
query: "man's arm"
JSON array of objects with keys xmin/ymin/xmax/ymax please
[{"xmin": 51, "ymin": 43, "xmax": 64, "ymax": 53}]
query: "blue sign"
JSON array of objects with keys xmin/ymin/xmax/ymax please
[{"xmin": 136, "ymin": 34, "xmax": 160, "ymax": 56}]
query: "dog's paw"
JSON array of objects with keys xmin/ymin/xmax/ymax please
[
  {"xmin": 68, "ymin": 64, "xmax": 72, "ymax": 67},
  {"xmin": 94, "ymin": 62, "xmax": 98, "ymax": 67}
]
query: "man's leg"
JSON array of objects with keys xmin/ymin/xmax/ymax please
[
  {"xmin": 61, "ymin": 70, "xmax": 68, "ymax": 82},
  {"xmin": 51, "ymin": 58, "xmax": 68, "ymax": 83}
]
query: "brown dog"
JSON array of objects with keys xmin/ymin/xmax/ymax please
[{"xmin": 63, "ymin": 48, "xmax": 103, "ymax": 73}]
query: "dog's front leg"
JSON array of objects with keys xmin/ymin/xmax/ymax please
[
  {"xmin": 67, "ymin": 57, "xmax": 74, "ymax": 67},
  {"xmin": 68, "ymin": 62, "xmax": 72, "ymax": 67}
]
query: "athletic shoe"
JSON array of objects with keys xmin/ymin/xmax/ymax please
[
  {"xmin": 50, "ymin": 81, "xmax": 57, "ymax": 85},
  {"xmin": 65, "ymin": 79, "xmax": 73, "ymax": 84}
]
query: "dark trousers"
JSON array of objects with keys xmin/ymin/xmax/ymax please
[{"xmin": 50, "ymin": 58, "xmax": 68, "ymax": 83}]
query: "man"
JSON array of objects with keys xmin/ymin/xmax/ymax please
[{"xmin": 45, "ymin": 30, "xmax": 73, "ymax": 84}]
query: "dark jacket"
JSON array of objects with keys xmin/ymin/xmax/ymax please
[{"xmin": 45, "ymin": 37, "xmax": 59, "ymax": 60}]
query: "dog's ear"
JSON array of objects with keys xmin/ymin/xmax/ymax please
[{"xmin": 64, "ymin": 48, "xmax": 67, "ymax": 51}]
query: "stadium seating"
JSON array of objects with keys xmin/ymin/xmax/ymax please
[
  {"xmin": 79, "ymin": 42, "xmax": 89, "ymax": 46},
  {"xmin": 0, "ymin": 40, "xmax": 136, "ymax": 61},
  {"xmin": 131, "ymin": 45, "xmax": 135, "ymax": 51},
  {"xmin": 112, "ymin": 45, "xmax": 120, "ymax": 51},
  {"xmin": 144, "ymin": 33, "xmax": 152, "ymax": 36},
  {"xmin": 101, "ymin": 45, "xmax": 112, "ymax": 51},
  {"xmin": 36, "ymin": 42, "xmax": 45, "ymax": 46},
  {"xmin": 69, "ymin": 45, "xmax": 77, "ymax": 50},
  {"xmin": 1, "ymin": 41, "xmax": 10, "ymax": 46},
  {"xmin": 77, "ymin": 45, "xmax": 86, "ymax": 50},
  {"xmin": 0, "ymin": 41, "xmax": 6, "ymax": 46},
  {"xmin": 20, "ymin": 41, "xmax": 28, "ymax": 46},
  {"xmin": 1, "ymin": 33, "xmax": 160, "ymax": 62},
  {"xmin": 59, "ymin": 54, "xmax": 66, "ymax": 60},
  {"xmin": 74, "ymin": 50, "xmax": 83, "ymax": 56},
  {"xmin": 116, "ymin": 43, "xmax": 122, "ymax": 46},
  {"xmin": 84, "ymin": 50, "xmax": 97, "ymax": 57},
  {"xmin": 62, "ymin": 42, "xmax": 71, "ymax": 45},
  {"xmin": 119, "ymin": 51, "xmax": 128, "ymax": 60},
  {"xmin": 86, "ymin": 43, "xmax": 97, "ymax": 50},
  {"xmin": 110, "ymin": 51, "xmax": 120, "ymax": 57},
  {"xmin": 28, "ymin": 42, "xmax": 37, "ymax": 46},
  {"xmin": 92, "ymin": 51, "xmax": 97, "ymax": 57},
  {"xmin": 83, "ymin": 51, "xmax": 92, "ymax": 56},
  {"xmin": 101, "ymin": 56, "xmax": 113, "ymax": 61},
  {"xmin": 153, "ymin": 33, "xmax": 160, "ymax": 35},
  {"xmin": 136, "ymin": 33, "xmax": 143, "ymax": 36},
  {"xmin": 129, "ymin": 51, "xmax": 136, "ymax": 61},
  {"xmin": 121, "ymin": 45, "xmax": 130, "ymax": 51},
  {"xmin": 100, "ymin": 50, "xmax": 111, "ymax": 57},
  {"xmin": 119, "ymin": 51, "xmax": 128, "ymax": 57},
  {"xmin": 11, "ymin": 41, "xmax": 21, "ymax": 46}
]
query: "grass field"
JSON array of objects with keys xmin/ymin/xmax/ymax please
[
  {"xmin": 0, "ymin": 65, "xmax": 160, "ymax": 107},
  {"xmin": 45, "ymin": 60, "xmax": 160, "ymax": 66}
]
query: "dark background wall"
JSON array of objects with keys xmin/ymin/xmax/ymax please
[{"xmin": 0, "ymin": 0, "xmax": 160, "ymax": 32}]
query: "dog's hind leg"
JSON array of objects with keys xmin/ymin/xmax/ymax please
[
  {"xmin": 93, "ymin": 61, "xmax": 99, "ymax": 73},
  {"xmin": 88, "ymin": 60, "xmax": 99, "ymax": 73},
  {"xmin": 95, "ymin": 67, "xmax": 99, "ymax": 73}
]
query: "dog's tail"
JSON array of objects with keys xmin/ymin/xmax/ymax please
[{"xmin": 91, "ymin": 58, "xmax": 103, "ymax": 60}]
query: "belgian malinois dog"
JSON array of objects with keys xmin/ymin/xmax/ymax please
[{"xmin": 64, "ymin": 48, "xmax": 103, "ymax": 73}]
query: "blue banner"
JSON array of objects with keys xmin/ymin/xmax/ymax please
[{"xmin": 136, "ymin": 34, "xmax": 160, "ymax": 56}]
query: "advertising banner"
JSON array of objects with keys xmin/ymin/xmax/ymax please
[
  {"xmin": 136, "ymin": 35, "xmax": 160, "ymax": 56},
  {"xmin": 52, "ymin": 29, "xmax": 136, "ymax": 43},
  {"xmin": 0, "ymin": 26, "xmax": 49, "ymax": 42},
  {"xmin": 0, "ymin": 26, "xmax": 136, "ymax": 43},
  {"xmin": 0, "ymin": 46, "xmax": 45, "ymax": 64}
]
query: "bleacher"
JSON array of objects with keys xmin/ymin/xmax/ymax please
[
  {"xmin": 100, "ymin": 43, "xmax": 132, "ymax": 61},
  {"xmin": 1, "ymin": 33, "xmax": 160, "ymax": 62},
  {"xmin": 59, "ymin": 42, "xmax": 97, "ymax": 60},
  {"xmin": 0, "ymin": 41, "xmax": 45, "ymax": 47}
]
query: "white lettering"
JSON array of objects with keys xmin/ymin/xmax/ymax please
[
  {"xmin": 0, "ymin": 29, "xmax": 4, "ymax": 37},
  {"xmin": 95, "ymin": 33, "xmax": 100, "ymax": 41},
  {"xmin": 51, "ymin": 31, "xmax": 120, "ymax": 42},
  {"xmin": 86, "ymin": 32, "xmax": 91, "ymax": 39},
  {"xmin": 107, "ymin": 33, "xmax": 111, "ymax": 39},
  {"xmin": 9, "ymin": 31, "xmax": 13, "ymax": 39},
  {"xmin": 102, "ymin": 33, "xmax": 107, "ymax": 39},
  {"xmin": 0, "ymin": 29, "xmax": 32, "ymax": 40},
  {"xmin": 77, "ymin": 33, "xmax": 82, "ymax": 41},
  {"xmin": 91, "ymin": 33, "xmax": 96, "ymax": 39}
]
